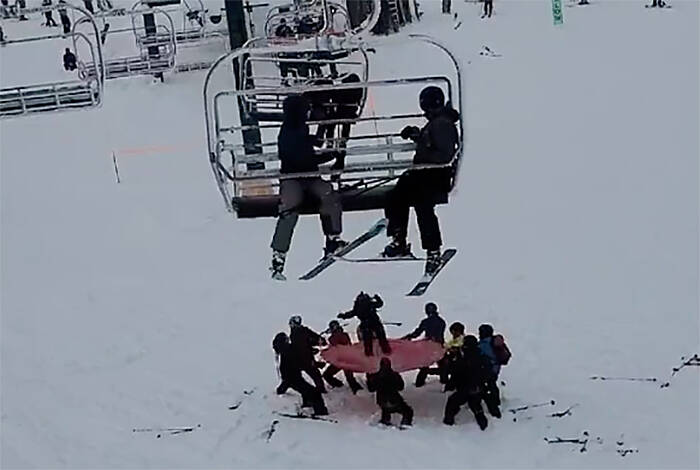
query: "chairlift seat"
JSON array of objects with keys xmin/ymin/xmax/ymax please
[
  {"xmin": 232, "ymin": 183, "xmax": 448, "ymax": 218},
  {"xmin": 0, "ymin": 82, "xmax": 98, "ymax": 117}
]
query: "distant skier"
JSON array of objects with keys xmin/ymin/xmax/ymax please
[
  {"xmin": 322, "ymin": 320, "xmax": 363, "ymax": 393},
  {"xmin": 382, "ymin": 86, "xmax": 459, "ymax": 275},
  {"xmin": 269, "ymin": 95, "xmax": 347, "ymax": 280},
  {"xmin": 63, "ymin": 48, "xmax": 77, "ymax": 71},
  {"xmin": 273, "ymin": 332, "xmax": 329, "ymax": 416},
  {"xmin": 442, "ymin": 0, "xmax": 451, "ymax": 14},
  {"xmin": 274, "ymin": 18, "xmax": 294, "ymax": 38},
  {"xmin": 366, "ymin": 357, "xmax": 413, "ymax": 426},
  {"xmin": 58, "ymin": 1, "xmax": 71, "ymax": 35},
  {"xmin": 443, "ymin": 335, "xmax": 501, "ymax": 429},
  {"xmin": 17, "ymin": 0, "xmax": 27, "ymax": 21},
  {"xmin": 288, "ymin": 315, "xmax": 328, "ymax": 393},
  {"xmin": 648, "ymin": 0, "xmax": 667, "ymax": 6},
  {"xmin": 401, "ymin": 302, "xmax": 447, "ymax": 387},
  {"xmin": 42, "ymin": 0, "xmax": 58, "ymax": 27},
  {"xmin": 0, "ymin": 25, "xmax": 5, "ymax": 44},
  {"xmin": 83, "ymin": 0, "xmax": 94, "ymax": 14},
  {"xmin": 338, "ymin": 292, "xmax": 391, "ymax": 356},
  {"xmin": 483, "ymin": 0, "xmax": 493, "ymax": 18}
]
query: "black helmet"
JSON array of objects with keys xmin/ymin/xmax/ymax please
[
  {"xmin": 272, "ymin": 332, "xmax": 289, "ymax": 353},
  {"xmin": 328, "ymin": 320, "xmax": 341, "ymax": 332},
  {"xmin": 449, "ymin": 321, "xmax": 465, "ymax": 335},
  {"xmin": 289, "ymin": 315, "xmax": 302, "ymax": 328},
  {"xmin": 419, "ymin": 86, "xmax": 445, "ymax": 113},
  {"xmin": 425, "ymin": 302, "xmax": 438, "ymax": 316},
  {"xmin": 478, "ymin": 324, "xmax": 494, "ymax": 339},
  {"xmin": 462, "ymin": 334, "xmax": 479, "ymax": 350},
  {"xmin": 379, "ymin": 357, "xmax": 392, "ymax": 370}
]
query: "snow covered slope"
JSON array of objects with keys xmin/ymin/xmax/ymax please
[{"xmin": 1, "ymin": 1, "xmax": 698, "ymax": 468}]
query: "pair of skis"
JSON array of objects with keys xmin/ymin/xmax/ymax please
[{"xmin": 298, "ymin": 218, "xmax": 456, "ymax": 296}]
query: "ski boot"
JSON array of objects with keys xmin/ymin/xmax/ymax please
[
  {"xmin": 324, "ymin": 235, "xmax": 348, "ymax": 258},
  {"xmin": 442, "ymin": 414, "xmax": 455, "ymax": 426},
  {"xmin": 475, "ymin": 412, "xmax": 488, "ymax": 430},
  {"xmin": 382, "ymin": 236, "xmax": 412, "ymax": 258},
  {"xmin": 270, "ymin": 250, "xmax": 287, "ymax": 281},
  {"xmin": 425, "ymin": 249, "xmax": 442, "ymax": 275},
  {"xmin": 349, "ymin": 381, "xmax": 363, "ymax": 394},
  {"xmin": 487, "ymin": 402, "xmax": 502, "ymax": 419}
]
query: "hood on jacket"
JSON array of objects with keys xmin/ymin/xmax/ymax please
[
  {"xmin": 282, "ymin": 95, "xmax": 310, "ymax": 128},
  {"xmin": 426, "ymin": 101, "xmax": 460, "ymax": 122}
]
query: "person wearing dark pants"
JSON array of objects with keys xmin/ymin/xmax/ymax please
[
  {"xmin": 58, "ymin": 1, "xmax": 71, "ymax": 34},
  {"xmin": 367, "ymin": 358, "xmax": 413, "ymax": 426},
  {"xmin": 483, "ymin": 0, "xmax": 493, "ymax": 18},
  {"xmin": 288, "ymin": 315, "xmax": 327, "ymax": 393},
  {"xmin": 270, "ymin": 95, "xmax": 346, "ymax": 280},
  {"xmin": 442, "ymin": 0, "xmax": 451, "ymax": 14},
  {"xmin": 338, "ymin": 292, "xmax": 391, "ymax": 356},
  {"xmin": 443, "ymin": 336, "xmax": 501, "ymax": 429},
  {"xmin": 273, "ymin": 332, "xmax": 329, "ymax": 416},
  {"xmin": 323, "ymin": 321, "xmax": 363, "ymax": 393},
  {"xmin": 402, "ymin": 302, "xmax": 446, "ymax": 387},
  {"xmin": 83, "ymin": 0, "xmax": 94, "ymax": 14},
  {"xmin": 383, "ymin": 86, "xmax": 459, "ymax": 275}
]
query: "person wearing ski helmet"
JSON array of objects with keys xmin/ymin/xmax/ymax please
[
  {"xmin": 288, "ymin": 315, "xmax": 328, "ymax": 393},
  {"xmin": 366, "ymin": 357, "xmax": 414, "ymax": 426},
  {"xmin": 402, "ymin": 302, "xmax": 447, "ymax": 386},
  {"xmin": 322, "ymin": 320, "xmax": 363, "ymax": 393},
  {"xmin": 382, "ymin": 86, "xmax": 460, "ymax": 276},
  {"xmin": 270, "ymin": 95, "xmax": 348, "ymax": 280},
  {"xmin": 338, "ymin": 292, "xmax": 391, "ymax": 356},
  {"xmin": 272, "ymin": 332, "xmax": 329, "ymax": 416}
]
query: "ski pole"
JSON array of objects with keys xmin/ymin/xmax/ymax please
[{"xmin": 590, "ymin": 376, "xmax": 658, "ymax": 382}]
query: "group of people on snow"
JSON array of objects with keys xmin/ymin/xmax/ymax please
[
  {"xmin": 272, "ymin": 293, "xmax": 511, "ymax": 429},
  {"xmin": 269, "ymin": 85, "xmax": 459, "ymax": 281}
]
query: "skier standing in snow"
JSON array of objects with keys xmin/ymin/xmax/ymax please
[
  {"xmin": 366, "ymin": 357, "xmax": 413, "ymax": 426},
  {"xmin": 63, "ymin": 48, "xmax": 77, "ymax": 71},
  {"xmin": 42, "ymin": 0, "xmax": 58, "ymax": 27},
  {"xmin": 273, "ymin": 332, "xmax": 329, "ymax": 416},
  {"xmin": 483, "ymin": 0, "xmax": 493, "ymax": 18},
  {"xmin": 270, "ymin": 95, "xmax": 347, "ymax": 280},
  {"xmin": 338, "ymin": 292, "xmax": 391, "ymax": 356},
  {"xmin": 287, "ymin": 315, "xmax": 328, "ymax": 393},
  {"xmin": 58, "ymin": 1, "xmax": 71, "ymax": 35},
  {"xmin": 322, "ymin": 320, "xmax": 363, "ymax": 393},
  {"xmin": 382, "ymin": 86, "xmax": 459, "ymax": 275},
  {"xmin": 478, "ymin": 323, "xmax": 509, "ymax": 406},
  {"xmin": 401, "ymin": 302, "xmax": 446, "ymax": 387},
  {"xmin": 274, "ymin": 17, "xmax": 294, "ymax": 38},
  {"xmin": 443, "ymin": 335, "xmax": 501, "ymax": 429}
]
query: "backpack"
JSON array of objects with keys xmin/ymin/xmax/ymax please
[{"xmin": 492, "ymin": 334, "xmax": 511, "ymax": 365}]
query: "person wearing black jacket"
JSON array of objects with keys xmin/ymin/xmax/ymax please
[
  {"xmin": 288, "ymin": 315, "xmax": 327, "ymax": 393},
  {"xmin": 367, "ymin": 358, "xmax": 413, "ymax": 426},
  {"xmin": 402, "ymin": 302, "xmax": 447, "ymax": 387},
  {"xmin": 443, "ymin": 335, "xmax": 500, "ymax": 429},
  {"xmin": 273, "ymin": 332, "xmax": 329, "ymax": 416},
  {"xmin": 270, "ymin": 95, "xmax": 347, "ymax": 280},
  {"xmin": 338, "ymin": 292, "xmax": 391, "ymax": 356},
  {"xmin": 63, "ymin": 48, "xmax": 77, "ymax": 71},
  {"xmin": 58, "ymin": 0, "xmax": 71, "ymax": 35},
  {"xmin": 382, "ymin": 86, "xmax": 459, "ymax": 275}
]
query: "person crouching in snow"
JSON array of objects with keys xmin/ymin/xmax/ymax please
[
  {"xmin": 322, "ymin": 320, "xmax": 363, "ymax": 393},
  {"xmin": 273, "ymin": 332, "xmax": 329, "ymax": 416},
  {"xmin": 367, "ymin": 357, "xmax": 413, "ymax": 426}
]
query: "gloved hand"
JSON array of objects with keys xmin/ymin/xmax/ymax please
[
  {"xmin": 400, "ymin": 125, "xmax": 420, "ymax": 141},
  {"xmin": 373, "ymin": 294, "xmax": 383, "ymax": 303}
]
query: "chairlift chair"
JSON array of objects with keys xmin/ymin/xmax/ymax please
[
  {"xmin": 0, "ymin": 3, "xmax": 104, "ymax": 119},
  {"xmin": 72, "ymin": 6, "xmax": 175, "ymax": 81},
  {"xmin": 203, "ymin": 34, "xmax": 464, "ymax": 219}
]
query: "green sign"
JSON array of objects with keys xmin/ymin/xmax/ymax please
[{"xmin": 552, "ymin": 0, "xmax": 564, "ymax": 25}]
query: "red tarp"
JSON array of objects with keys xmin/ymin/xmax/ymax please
[{"xmin": 321, "ymin": 339, "xmax": 445, "ymax": 373}]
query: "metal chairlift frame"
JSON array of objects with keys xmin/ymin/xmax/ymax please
[
  {"xmin": 203, "ymin": 34, "xmax": 464, "ymax": 218},
  {"xmin": 0, "ymin": 3, "xmax": 104, "ymax": 119},
  {"xmin": 71, "ymin": 6, "xmax": 176, "ymax": 80}
]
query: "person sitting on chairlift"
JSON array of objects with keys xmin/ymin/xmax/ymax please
[
  {"xmin": 382, "ymin": 86, "xmax": 460, "ymax": 276},
  {"xmin": 63, "ymin": 48, "xmax": 77, "ymax": 71},
  {"xmin": 270, "ymin": 95, "xmax": 347, "ymax": 280}
]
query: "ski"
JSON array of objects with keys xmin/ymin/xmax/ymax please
[
  {"xmin": 335, "ymin": 254, "xmax": 423, "ymax": 263},
  {"xmin": 274, "ymin": 411, "xmax": 338, "ymax": 423},
  {"xmin": 132, "ymin": 424, "xmax": 201, "ymax": 438},
  {"xmin": 406, "ymin": 248, "xmax": 457, "ymax": 296},
  {"xmin": 299, "ymin": 218, "xmax": 388, "ymax": 280},
  {"xmin": 228, "ymin": 388, "xmax": 256, "ymax": 410},
  {"xmin": 508, "ymin": 400, "xmax": 556, "ymax": 414}
]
